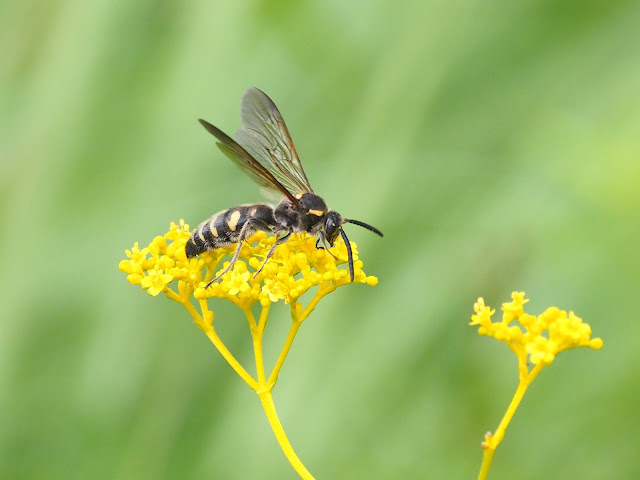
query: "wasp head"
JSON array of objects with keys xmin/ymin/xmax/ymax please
[
  {"xmin": 324, "ymin": 211, "xmax": 343, "ymax": 246},
  {"xmin": 324, "ymin": 212, "xmax": 382, "ymax": 283}
]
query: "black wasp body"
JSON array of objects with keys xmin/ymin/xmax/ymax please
[
  {"xmin": 186, "ymin": 203, "xmax": 275, "ymax": 257},
  {"xmin": 185, "ymin": 88, "xmax": 382, "ymax": 287}
]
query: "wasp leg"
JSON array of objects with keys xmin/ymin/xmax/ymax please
[
  {"xmin": 205, "ymin": 220, "xmax": 272, "ymax": 288},
  {"xmin": 319, "ymin": 233, "xmax": 338, "ymax": 260},
  {"xmin": 252, "ymin": 231, "xmax": 292, "ymax": 278}
]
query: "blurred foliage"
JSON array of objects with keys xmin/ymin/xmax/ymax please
[{"xmin": 1, "ymin": 1, "xmax": 639, "ymax": 479}]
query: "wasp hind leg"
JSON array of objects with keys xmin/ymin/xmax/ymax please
[
  {"xmin": 252, "ymin": 232, "xmax": 292, "ymax": 278},
  {"xmin": 205, "ymin": 219, "xmax": 272, "ymax": 289}
]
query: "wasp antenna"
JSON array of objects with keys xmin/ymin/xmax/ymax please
[
  {"xmin": 340, "ymin": 229, "xmax": 355, "ymax": 282},
  {"xmin": 344, "ymin": 219, "xmax": 383, "ymax": 237}
]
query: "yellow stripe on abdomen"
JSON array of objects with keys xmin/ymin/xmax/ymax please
[{"xmin": 227, "ymin": 210, "xmax": 242, "ymax": 232}]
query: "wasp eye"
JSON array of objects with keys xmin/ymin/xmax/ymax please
[
  {"xmin": 324, "ymin": 212, "xmax": 342, "ymax": 245},
  {"xmin": 326, "ymin": 217, "xmax": 339, "ymax": 236}
]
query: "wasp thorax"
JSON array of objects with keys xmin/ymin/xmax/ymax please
[
  {"xmin": 298, "ymin": 193, "xmax": 328, "ymax": 232},
  {"xmin": 274, "ymin": 193, "xmax": 328, "ymax": 233},
  {"xmin": 274, "ymin": 198, "xmax": 299, "ymax": 230}
]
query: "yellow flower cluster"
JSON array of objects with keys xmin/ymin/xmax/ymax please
[
  {"xmin": 119, "ymin": 220, "xmax": 378, "ymax": 308},
  {"xmin": 120, "ymin": 219, "xmax": 379, "ymax": 480},
  {"xmin": 471, "ymin": 292, "xmax": 603, "ymax": 365}
]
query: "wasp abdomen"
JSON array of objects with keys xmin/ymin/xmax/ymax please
[{"xmin": 185, "ymin": 204, "xmax": 275, "ymax": 258}]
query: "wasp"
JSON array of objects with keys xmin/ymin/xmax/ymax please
[{"xmin": 186, "ymin": 88, "xmax": 383, "ymax": 287}]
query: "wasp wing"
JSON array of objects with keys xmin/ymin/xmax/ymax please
[
  {"xmin": 236, "ymin": 87, "xmax": 314, "ymax": 195},
  {"xmin": 198, "ymin": 119, "xmax": 299, "ymax": 205}
]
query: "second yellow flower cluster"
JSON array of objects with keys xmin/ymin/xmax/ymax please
[{"xmin": 471, "ymin": 292, "xmax": 603, "ymax": 366}]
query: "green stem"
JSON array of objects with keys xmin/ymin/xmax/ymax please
[
  {"xmin": 267, "ymin": 319, "xmax": 301, "ymax": 387},
  {"xmin": 265, "ymin": 288, "xmax": 329, "ymax": 387},
  {"xmin": 249, "ymin": 312, "xmax": 267, "ymax": 385},
  {"xmin": 258, "ymin": 390, "xmax": 315, "ymax": 480},
  {"xmin": 167, "ymin": 289, "xmax": 258, "ymax": 391},
  {"xmin": 477, "ymin": 363, "xmax": 544, "ymax": 480}
]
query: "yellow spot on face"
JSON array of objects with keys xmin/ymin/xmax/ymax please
[
  {"xmin": 309, "ymin": 209, "xmax": 324, "ymax": 217},
  {"xmin": 250, "ymin": 207, "xmax": 257, "ymax": 216},
  {"xmin": 295, "ymin": 193, "xmax": 303, "ymax": 199},
  {"xmin": 227, "ymin": 210, "xmax": 242, "ymax": 232}
]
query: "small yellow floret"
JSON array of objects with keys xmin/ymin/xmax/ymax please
[
  {"xmin": 501, "ymin": 291, "xmax": 528, "ymax": 323},
  {"xmin": 119, "ymin": 243, "xmax": 150, "ymax": 276},
  {"xmin": 141, "ymin": 267, "xmax": 173, "ymax": 296}
]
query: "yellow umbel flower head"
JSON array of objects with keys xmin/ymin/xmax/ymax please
[
  {"xmin": 470, "ymin": 291, "xmax": 603, "ymax": 366},
  {"xmin": 119, "ymin": 220, "xmax": 378, "ymax": 308}
]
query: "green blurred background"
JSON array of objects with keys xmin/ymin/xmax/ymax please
[{"xmin": 2, "ymin": 1, "xmax": 639, "ymax": 479}]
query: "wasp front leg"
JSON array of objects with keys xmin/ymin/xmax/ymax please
[{"xmin": 316, "ymin": 232, "xmax": 338, "ymax": 260}]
